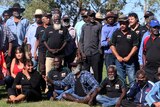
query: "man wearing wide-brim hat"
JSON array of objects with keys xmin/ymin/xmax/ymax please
[
  {"xmin": 101, "ymin": 11, "xmax": 119, "ymax": 75},
  {"xmin": 25, "ymin": 9, "xmax": 43, "ymax": 70},
  {"xmin": 95, "ymin": 12, "xmax": 104, "ymax": 24},
  {"xmin": 46, "ymin": 60, "xmax": 99, "ymax": 105},
  {"xmin": 6, "ymin": 3, "xmax": 30, "ymax": 59},
  {"xmin": 110, "ymin": 14, "xmax": 139, "ymax": 87}
]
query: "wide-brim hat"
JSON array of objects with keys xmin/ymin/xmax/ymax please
[
  {"xmin": 9, "ymin": 3, "xmax": 25, "ymax": 13},
  {"xmin": 118, "ymin": 14, "xmax": 128, "ymax": 22},
  {"xmin": 34, "ymin": 9, "xmax": 43, "ymax": 15},
  {"xmin": 105, "ymin": 11, "xmax": 116, "ymax": 19},
  {"xmin": 95, "ymin": 12, "xmax": 104, "ymax": 20}
]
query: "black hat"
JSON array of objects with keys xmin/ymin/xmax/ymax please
[{"xmin": 9, "ymin": 3, "xmax": 25, "ymax": 13}]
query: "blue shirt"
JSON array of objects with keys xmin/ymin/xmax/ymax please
[
  {"xmin": 138, "ymin": 31, "xmax": 150, "ymax": 65},
  {"xmin": 25, "ymin": 22, "xmax": 38, "ymax": 56},
  {"xmin": 53, "ymin": 70, "xmax": 99, "ymax": 95},
  {"xmin": 101, "ymin": 22, "xmax": 119, "ymax": 54},
  {"xmin": 6, "ymin": 16, "xmax": 29, "ymax": 46},
  {"xmin": 145, "ymin": 81, "xmax": 160, "ymax": 106},
  {"xmin": 74, "ymin": 20, "xmax": 85, "ymax": 42}
]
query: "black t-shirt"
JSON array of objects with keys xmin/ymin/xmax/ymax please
[
  {"xmin": 132, "ymin": 25, "xmax": 147, "ymax": 42},
  {"xmin": 48, "ymin": 67, "xmax": 70, "ymax": 90},
  {"xmin": 111, "ymin": 29, "xmax": 139, "ymax": 58},
  {"xmin": 42, "ymin": 26, "xmax": 68, "ymax": 57},
  {"xmin": 35, "ymin": 26, "xmax": 46, "ymax": 52},
  {"xmin": 74, "ymin": 77, "xmax": 87, "ymax": 97},
  {"xmin": 145, "ymin": 37, "xmax": 160, "ymax": 71},
  {"xmin": 100, "ymin": 77, "xmax": 125, "ymax": 98}
]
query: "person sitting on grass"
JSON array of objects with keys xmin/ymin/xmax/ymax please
[
  {"xmin": 7, "ymin": 60, "xmax": 42, "ymax": 103},
  {"xmin": 47, "ymin": 57, "xmax": 71, "ymax": 100},
  {"xmin": 95, "ymin": 65, "xmax": 126, "ymax": 107},
  {"xmin": 46, "ymin": 61, "xmax": 99, "ymax": 105},
  {"xmin": 122, "ymin": 69, "xmax": 154, "ymax": 107}
]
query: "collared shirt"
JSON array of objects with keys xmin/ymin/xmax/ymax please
[
  {"xmin": 110, "ymin": 29, "xmax": 139, "ymax": 58},
  {"xmin": 0, "ymin": 24, "xmax": 15, "ymax": 51},
  {"xmin": 145, "ymin": 81, "xmax": 160, "ymax": 106},
  {"xmin": 25, "ymin": 22, "xmax": 38, "ymax": 56},
  {"xmin": 42, "ymin": 26, "xmax": 68, "ymax": 58},
  {"xmin": 138, "ymin": 31, "xmax": 150, "ymax": 65},
  {"xmin": 79, "ymin": 22, "xmax": 102, "ymax": 56},
  {"xmin": 101, "ymin": 22, "xmax": 119, "ymax": 54},
  {"xmin": 6, "ymin": 16, "xmax": 29, "ymax": 46},
  {"xmin": 143, "ymin": 35, "xmax": 160, "ymax": 71},
  {"xmin": 74, "ymin": 20, "xmax": 85, "ymax": 42},
  {"xmin": 100, "ymin": 76, "xmax": 125, "ymax": 98},
  {"xmin": 53, "ymin": 70, "xmax": 99, "ymax": 95}
]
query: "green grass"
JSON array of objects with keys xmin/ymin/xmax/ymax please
[{"xmin": 0, "ymin": 65, "xmax": 107, "ymax": 107}]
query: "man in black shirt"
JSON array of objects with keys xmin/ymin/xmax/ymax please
[
  {"xmin": 95, "ymin": 65, "xmax": 126, "ymax": 107},
  {"xmin": 47, "ymin": 57, "xmax": 71, "ymax": 100},
  {"xmin": 128, "ymin": 12, "xmax": 148, "ymax": 71},
  {"xmin": 110, "ymin": 14, "xmax": 139, "ymax": 86},
  {"xmin": 42, "ymin": 14, "xmax": 68, "ymax": 76}
]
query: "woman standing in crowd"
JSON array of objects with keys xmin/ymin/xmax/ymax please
[{"xmin": 7, "ymin": 60, "xmax": 42, "ymax": 103}]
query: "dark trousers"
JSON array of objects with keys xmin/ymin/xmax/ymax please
[
  {"xmin": 64, "ymin": 49, "xmax": 77, "ymax": 69},
  {"xmin": 38, "ymin": 51, "xmax": 46, "ymax": 75},
  {"xmin": 8, "ymin": 88, "xmax": 42, "ymax": 102},
  {"xmin": 83, "ymin": 53, "xmax": 102, "ymax": 83},
  {"xmin": 145, "ymin": 67, "xmax": 158, "ymax": 83}
]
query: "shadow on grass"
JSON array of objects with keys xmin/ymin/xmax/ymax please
[{"xmin": 0, "ymin": 85, "xmax": 7, "ymax": 100}]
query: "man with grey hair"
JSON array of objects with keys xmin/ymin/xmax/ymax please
[
  {"xmin": 95, "ymin": 65, "xmax": 126, "ymax": 107},
  {"xmin": 42, "ymin": 13, "xmax": 69, "ymax": 76}
]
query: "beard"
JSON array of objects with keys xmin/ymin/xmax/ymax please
[
  {"xmin": 108, "ymin": 75, "xmax": 115, "ymax": 81},
  {"xmin": 53, "ymin": 23, "xmax": 61, "ymax": 30}
]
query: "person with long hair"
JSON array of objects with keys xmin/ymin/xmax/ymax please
[
  {"xmin": 7, "ymin": 60, "xmax": 42, "ymax": 103},
  {"xmin": 10, "ymin": 46, "xmax": 25, "ymax": 78}
]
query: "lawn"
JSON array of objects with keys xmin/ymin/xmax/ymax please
[{"xmin": 0, "ymin": 66, "xmax": 107, "ymax": 107}]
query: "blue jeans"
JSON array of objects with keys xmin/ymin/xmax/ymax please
[
  {"xmin": 96, "ymin": 95, "xmax": 119, "ymax": 107},
  {"xmin": 56, "ymin": 88, "xmax": 73, "ymax": 100},
  {"xmin": 32, "ymin": 57, "xmax": 38, "ymax": 70},
  {"xmin": 104, "ymin": 53, "xmax": 115, "ymax": 70},
  {"xmin": 115, "ymin": 60, "xmax": 135, "ymax": 86}
]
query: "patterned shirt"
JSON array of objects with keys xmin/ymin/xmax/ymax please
[
  {"xmin": 0, "ymin": 24, "xmax": 15, "ymax": 51},
  {"xmin": 53, "ymin": 70, "xmax": 99, "ymax": 94}
]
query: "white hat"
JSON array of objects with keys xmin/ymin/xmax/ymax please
[
  {"xmin": 34, "ymin": 9, "xmax": 43, "ymax": 15},
  {"xmin": 95, "ymin": 12, "xmax": 104, "ymax": 20}
]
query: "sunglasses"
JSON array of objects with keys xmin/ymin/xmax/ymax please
[{"xmin": 35, "ymin": 15, "xmax": 42, "ymax": 18}]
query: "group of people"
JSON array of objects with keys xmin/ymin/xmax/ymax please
[{"xmin": 0, "ymin": 2, "xmax": 160, "ymax": 107}]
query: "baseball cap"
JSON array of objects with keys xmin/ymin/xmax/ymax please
[{"xmin": 150, "ymin": 20, "xmax": 160, "ymax": 27}]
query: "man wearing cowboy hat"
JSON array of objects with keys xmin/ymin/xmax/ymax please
[
  {"xmin": 6, "ymin": 3, "xmax": 29, "ymax": 59},
  {"xmin": 25, "ymin": 9, "xmax": 43, "ymax": 70},
  {"xmin": 110, "ymin": 14, "xmax": 139, "ymax": 87},
  {"xmin": 101, "ymin": 11, "xmax": 119, "ymax": 74}
]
